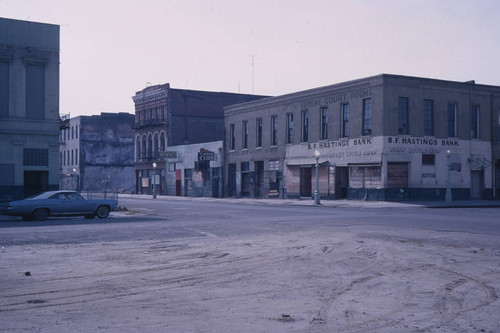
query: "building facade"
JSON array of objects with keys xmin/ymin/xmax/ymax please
[
  {"xmin": 60, "ymin": 112, "xmax": 135, "ymax": 193},
  {"xmin": 0, "ymin": 18, "xmax": 60, "ymax": 201},
  {"xmin": 162, "ymin": 141, "xmax": 223, "ymax": 197},
  {"xmin": 224, "ymin": 74, "xmax": 500, "ymax": 201},
  {"xmin": 132, "ymin": 83, "xmax": 267, "ymax": 195}
]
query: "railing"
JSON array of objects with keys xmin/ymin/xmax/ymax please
[
  {"xmin": 82, "ymin": 190, "xmax": 118, "ymax": 201},
  {"xmin": 59, "ymin": 114, "xmax": 70, "ymax": 130}
]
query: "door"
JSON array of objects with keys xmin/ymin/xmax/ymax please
[
  {"xmin": 254, "ymin": 161, "xmax": 264, "ymax": 198},
  {"xmin": 299, "ymin": 167, "xmax": 312, "ymax": 197},
  {"xmin": 24, "ymin": 171, "xmax": 48, "ymax": 198},
  {"xmin": 470, "ymin": 171, "xmax": 484, "ymax": 199},
  {"xmin": 335, "ymin": 167, "xmax": 349, "ymax": 199},
  {"xmin": 175, "ymin": 169, "xmax": 181, "ymax": 196}
]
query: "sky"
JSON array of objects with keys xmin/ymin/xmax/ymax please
[{"xmin": 1, "ymin": 0, "xmax": 499, "ymax": 116}]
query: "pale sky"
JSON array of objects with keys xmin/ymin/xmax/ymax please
[{"xmin": 2, "ymin": 0, "xmax": 499, "ymax": 116}]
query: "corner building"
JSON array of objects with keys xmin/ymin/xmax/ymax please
[
  {"xmin": 224, "ymin": 74, "xmax": 500, "ymax": 201},
  {"xmin": 0, "ymin": 18, "xmax": 60, "ymax": 201}
]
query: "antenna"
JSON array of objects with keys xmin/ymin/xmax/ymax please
[{"xmin": 251, "ymin": 55, "xmax": 255, "ymax": 94}]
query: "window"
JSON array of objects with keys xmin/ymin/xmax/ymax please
[
  {"xmin": 71, "ymin": 149, "xmax": 74, "ymax": 165},
  {"xmin": 341, "ymin": 103, "xmax": 349, "ymax": 137},
  {"xmin": 63, "ymin": 151, "xmax": 66, "ymax": 166},
  {"xmin": 448, "ymin": 102, "xmax": 457, "ymax": 137},
  {"xmin": 161, "ymin": 106, "xmax": 165, "ymax": 121},
  {"xmin": 23, "ymin": 148, "xmax": 48, "ymax": 166},
  {"xmin": 71, "ymin": 126, "xmax": 74, "ymax": 140},
  {"xmin": 229, "ymin": 123, "xmax": 235, "ymax": 150},
  {"xmin": 471, "ymin": 104, "xmax": 480, "ymax": 139},
  {"xmin": 301, "ymin": 110, "xmax": 309, "ymax": 142},
  {"xmin": 422, "ymin": 154, "xmax": 435, "ymax": 165},
  {"xmin": 242, "ymin": 120, "xmax": 248, "ymax": 149},
  {"xmin": 363, "ymin": 98, "xmax": 372, "ymax": 135},
  {"xmin": 398, "ymin": 97, "xmax": 409, "ymax": 135},
  {"xmin": 320, "ymin": 106, "xmax": 328, "ymax": 140},
  {"xmin": 0, "ymin": 60, "xmax": 8, "ymax": 117},
  {"xmin": 271, "ymin": 115, "xmax": 278, "ymax": 146},
  {"xmin": 256, "ymin": 117, "xmax": 263, "ymax": 147},
  {"xmin": 75, "ymin": 126, "xmax": 79, "ymax": 139},
  {"xmin": 26, "ymin": 63, "xmax": 45, "ymax": 119},
  {"xmin": 423, "ymin": 99, "xmax": 434, "ymax": 136},
  {"xmin": 286, "ymin": 113, "xmax": 294, "ymax": 144},
  {"xmin": 75, "ymin": 148, "xmax": 78, "ymax": 165}
]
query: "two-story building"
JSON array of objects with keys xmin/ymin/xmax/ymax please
[{"xmin": 224, "ymin": 74, "xmax": 500, "ymax": 201}]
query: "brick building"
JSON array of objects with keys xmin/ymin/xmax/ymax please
[
  {"xmin": 60, "ymin": 112, "xmax": 135, "ymax": 193},
  {"xmin": 132, "ymin": 83, "xmax": 268, "ymax": 195}
]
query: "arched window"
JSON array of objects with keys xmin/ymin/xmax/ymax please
[
  {"xmin": 141, "ymin": 135, "xmax": 147, "ymax": 160},
  {"xmin": 153, "ymin": 132, "xmax": 159, "ymax": 158},
  {"xmin": 160, "ymin": 132, "xmax": 166, "ymax": 152},
  {"xmin": 135, "ymin": 135, "xmax": 141, "ymax": 161},
  {"xmin": 147, "ymin": 134, "xmax": 153, "ymax": 160}
]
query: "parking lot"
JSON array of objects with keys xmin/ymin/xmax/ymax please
[{"xmin": 1, "ymin": 197, "xmax": 499, "ymax": 332}]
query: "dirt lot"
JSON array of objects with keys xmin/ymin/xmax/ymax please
[{"xmin": 1, "ymin": 226, "xmax": 499, "ymax": 332}]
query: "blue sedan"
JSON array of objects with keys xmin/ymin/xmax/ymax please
[{"xmin": 4, "ymin": 191, "xmax": 118, "ymax": 221}]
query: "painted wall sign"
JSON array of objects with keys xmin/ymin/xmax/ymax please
[{"xmin": 300, "ymin": 88, "xmax": 374, "ymax": 109}]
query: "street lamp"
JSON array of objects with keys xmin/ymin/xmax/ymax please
[
  {"xmin": 314, "ymin": 149, "xmax": 321, "ymax": 205},
  {"xmin": 152, "ymin": 162, "xmax": 157, "ymax": 199},
  {"xmin": 445, "ymin": 150, "xmax": 452, "ymax": 202},
  {"xmin": 72, "ymin": 168, "xmax": 77, "ymax": 191}
]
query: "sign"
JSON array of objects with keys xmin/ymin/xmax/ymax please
[
  {"xmin": 198, "ymin": 151, "xmax": 215, "ymax": 161},
  {"xmin": 159, "ymin": 151, "xmax": 178, "ymax": 159}
]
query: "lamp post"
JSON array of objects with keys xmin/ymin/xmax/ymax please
[
  {"xmin": 314, "ymin": 149, "xmax": 321, "ymax": 205},
  {"xmin": 445, "ymin": 150, "xmax": 452, "ymax": 202},
  {"xmin": 72, "ymin": 168, "xmax": 77, "ymax": 191},
  {"xmin": 152, "ymin": 162, "xmax": 157, "ymax": 199}
]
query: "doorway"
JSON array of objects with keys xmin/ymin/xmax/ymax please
[
  {"xmin": 24, "ymin": 171, "xmax": 48, "ymax": 198},
  {"xmin": 254, "ymin": 161, "xmax": 264, "ymax": 198},
  {"xmin": 299, "ymin": 167, "xmax": 312, "ymax": 197},
  {"xmin": 470, "ymin": 171, "xmax": 484, "ymax": 199},
  {"xmin": 335, "ymin": 167, "xmax": 349, "ymax": 199}
]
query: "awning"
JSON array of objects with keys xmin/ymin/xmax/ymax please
[{"xmin": 286, "ymin": 158, "xmax": 329, "ymax": 166}]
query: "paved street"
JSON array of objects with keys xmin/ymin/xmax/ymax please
[{"xmin": 1, "ymin": 197, "xmax": 499, "ymax": 332}]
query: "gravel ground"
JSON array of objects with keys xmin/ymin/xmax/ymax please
[{"xmin": 1, "ymin": 226, "xmax": 499, "ymax": 332}]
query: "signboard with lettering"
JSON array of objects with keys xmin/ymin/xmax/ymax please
[
  {"xmin": 198, "ymin": 151, "xmax": 215, "ymax": 161},
  {"xmin": 159, "ymin": 151, "xmax": 178, "ymax": 159}
]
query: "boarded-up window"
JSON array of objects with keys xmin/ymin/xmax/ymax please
[
  {"xmin": 387, "ymin": 162, "xmax": 408, "ymax": 188},
  {"xmin": 26, "ymin": 63, "xmax": 45, "ymax": 119},
  {"xmin": 349, "ymin": 165, "xmax": 381, "ymax": 189},
  {"xmin": 422, "ymin": 154, "xmax": 436, "ymax": 178}
]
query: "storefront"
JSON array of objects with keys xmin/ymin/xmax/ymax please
[{"xmin": 284, "ymin": 136, "xmax": 493, "ymax": 201}]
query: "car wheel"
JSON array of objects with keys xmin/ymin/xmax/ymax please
[
  {"xmin": 95, "ymin": 205, "xmax": 110, "ymax": 219},
  {"xmin": 84, "ymin": 214, "xmax": 95, "ymax": 219},
  {"xmin": 33, "ymin": 208, "xmax": 49, "ymax": 221}
]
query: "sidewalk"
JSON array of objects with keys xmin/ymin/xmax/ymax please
[
  {"xmin": 1, "ymin": 195, "xmax": 498, "ymax": 221},
  {"xmin": 117, "ymin": 193, "xmax": 500, "ymax": 209}
]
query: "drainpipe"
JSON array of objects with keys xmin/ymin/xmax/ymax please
[{"xmin": 491, "ymin": 94, "xmax": 496, "ymax": 199}]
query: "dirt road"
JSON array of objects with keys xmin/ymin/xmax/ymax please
[{"xmin": 1, "ymin": 225, "xmax": 499, "ymax": 332}]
